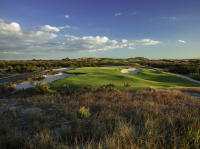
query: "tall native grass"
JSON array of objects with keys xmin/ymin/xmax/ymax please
[{"xmin": 0, "ymin": 87, "xmax": 200, "ymax": 149}]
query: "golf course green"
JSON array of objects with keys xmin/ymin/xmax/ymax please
[{"xmin": 51, "ymin": 66, "xmax": 200, "ymax": 90}]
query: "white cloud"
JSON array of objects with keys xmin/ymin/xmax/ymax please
[
  {"xmin": 40, "ymin": 25, "xmax": 60, "ymax": 32},
  {"xmin": 131, "ymin": 39, "xmax": 161, "ymax": 46},
  {"xmin": 0, "ymin": 19, "xmax": 57, "ymax": 52},
  {"xmin": 115, "ymin": 12, "xmax": 121, "ymax": 16},
  {"xmin": 63, "ymin": 35, "xmax": 119, "ymax": 52},
  {"xmin": 0, "ymin": 51, "xmax": 23, "ymax": 54},
  {"xmin": 178, "ymin": 40, "xmax": 186, "ymax": 43},
  {"xmin": 27, "ymin": 30, "xmax": 57, "ymax": 40},
  {"xmin": 128, "ymin": 47, "xmax": 136, "ymax": 50},
  {"xmin": 0, "ymin": 18, "xmax": 161, "ymax": 55},
  {"xmin": 40, "ymin": 25, "xmax": 75, "ymax": 32},
  {"xmin": 63, "ymin": 35, "xmax": 161, "ymax": 52},
  {"xmin": 65, "ymin": 15, "xmax": 70, "ymax": 19},
  {"xmin": 122, "ymin": 39, "xmax": 128, "ymax": 43},
  {"xmin": 0, "ymin": 19, "xmax": 22, "ymax": 37}
]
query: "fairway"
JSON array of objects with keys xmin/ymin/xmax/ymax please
[{"xmin": 51, "ymin": 66, "xmax": 200, "ymax": 90}]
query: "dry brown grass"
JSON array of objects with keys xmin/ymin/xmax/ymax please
[{"xmin": 0, "ymin": 88, "xmax": 200, "ymax": 149}]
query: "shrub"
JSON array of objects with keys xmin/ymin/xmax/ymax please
[
  {"xmin": 189, "ymin": 74, "xmax": 200, "ymax": 81},
  {"xmin": 59, "ymin": 83, "xmax": 75, "ymax": 94},
  {"xmin": 31, "ymin": 75, "xmax": 45, "ymax": 81},
  {"xmin": 98, "ymin": 83, "xmax": 116, "ymax": 91},
  {"xmin": 7, "ymin": 65, "xmax": 14, "ymax": 72},
  {"xmin": 82, "ymin": 85, "xmax": 93, "ymax": 92},
  {"xmin": 63, "ymin": 84, "xmax": 69, "ymax": 88},
  {"xmin": 79, "ymin": 106, "xmax": 91, "ymax": 118},
  {"xmin": 0, "ymin": 84, "xmax": 15, "ymax": 95},
  {"xmin": 124, "ymin": 82, "xmax": 131, "ymax": 88},
  {"xmin": 31, "ymin": 81, "xmax": 51, "ymax": 94}
]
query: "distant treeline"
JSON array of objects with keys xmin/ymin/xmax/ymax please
[
  {"xmin": 0, "ymin": 57, "xmax": 143, "ymax": 73},
  {"xmin": 0, "ymin": 60, "xmax": 71, "ymax": 73},
  {"xmin": 1, "ymin": 57, "xmax": 200, "ymax": 78}
]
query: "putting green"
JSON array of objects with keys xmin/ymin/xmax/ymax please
[{"xmin": 51, "ymin": 66, "xmax": 200, "ymax": 90}]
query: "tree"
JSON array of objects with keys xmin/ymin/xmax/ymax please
[
  {"xmin": 62, "ymin": 57, "xmax": 70, "ymax": 61},
  {"xmin": 7, "ymin": 65, "xmax": 14, "ymax": 72}
]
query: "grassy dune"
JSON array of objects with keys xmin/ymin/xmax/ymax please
[{"xmin": 51, "ymin": 66, "xmax": 199, "ymax": 90}]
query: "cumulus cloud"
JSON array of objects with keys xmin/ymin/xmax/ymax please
[
  {"xmin": 0, "ymin": 19, "xmax": 22, "ymax": 38},
  {"xmin": 63, "ymin": 35, "xmax": 119, "ymax": 52},
  {"xmin": 65, "ymin": 15, "xmax": 70, "ymax": 19},
  {"xmin": 0, "ymin": 51, "xmax": 23, "ymax": 55},
  {"xmin": 178, "ymin": 40, "xmax": 186, "ymax": 43},
  {"xmin": 40, "ymin": 25, "xmax": 60, "ymax": 32},
  {"xmin": 63, "ymin": 35, "xmax": 161, "ymax": 52},
  {"xmin": 0, "ymin": 18, "xmax": 161, "ymax": 55},
  {"xmin": 115, "ymin": 12, "xmax": 122, "ymax": 16},
  {"xmin": 40, "ymin": 25, "xmax": 74, "ymax": 32},
  {"xmin": 0, "ymin": 19, "xmax": 57, "ymax": 52},
  {"xmin": 131, "ymin": 39, "xmax": 161, "ymax": 46}
]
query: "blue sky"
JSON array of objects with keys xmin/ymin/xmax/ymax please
[{"xmin": 0, "ymin": 0, "xmax": 200, "ymax": 59}]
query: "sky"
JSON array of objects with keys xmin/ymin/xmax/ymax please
[{"xmin": 0, "ymin": 0, "xmax": 200, "ymax": 60}]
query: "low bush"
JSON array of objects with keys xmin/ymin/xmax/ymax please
[
  {"xmin": 31, "ymin": 75, "xmax": 45, "ymax": 81},
  {"xmin": 79, "ymin": 106, "xmax": 91, "ymax": 118},
  {"xmin": 123, "ymin": 82, "xmax": 131, "ymax": 88},
  {"xmin": 97, "ymin": 83, "xmax": 116, "ymax": 91},
  {"xmin": 31, "ymin": 81, "xmax": 52, "ymax": 94},
  {"xmin": 0, "ymin": 84, "xmax": 15, "ymax": 95},
  {"xmin": 190, "ymin": 74, "xmax": 200, "ymax": 81}
]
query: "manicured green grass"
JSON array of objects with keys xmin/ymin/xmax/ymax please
[{"xmin": 51, "ymin": 66, "xmax": 200, "ymax": 90}]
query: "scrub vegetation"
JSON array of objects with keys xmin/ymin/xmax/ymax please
[
  {"xmin": 0, "ymin": 57, "xmax": 200, "ymax": 149},
  {"xmin": 0, "ymin": 86, "xmax": 200, "ymax": 149}
]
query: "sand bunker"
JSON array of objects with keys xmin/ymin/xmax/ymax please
[{"xmin": 121, "ymin": 68, "xmax": 140, "ymax": 74}]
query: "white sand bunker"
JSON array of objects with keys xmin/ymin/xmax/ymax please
[{"xmin": 121, "ymin": 68, "xmax": 140, "ymax": 74}]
